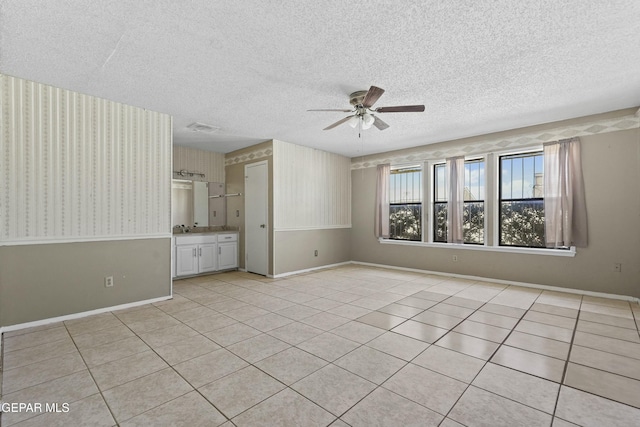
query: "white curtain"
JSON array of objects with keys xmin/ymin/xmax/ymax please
[
  {"xmin": 543, "ymin": 138, "xmax": 588, "ymax": 248},
  {"xmin": 374, "ymin": 163, "xmax": 390, "ymax": 238},
  {"xmin": 447, "ymin": 156, "xmax": 465, "ymax": 244}
]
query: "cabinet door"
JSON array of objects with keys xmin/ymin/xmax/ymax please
[
  {"xmin": 176, "ymin": 245, "xmax": 198, "ymax": 276},
  {"xmin": 218, "ymin": 242, "xmax": 238, "ymax": 270},
  {"xmin": 198, "ymin": 243, "xmax": 217, "ymax": 273}
]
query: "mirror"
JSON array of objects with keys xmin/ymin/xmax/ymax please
[
  {"xmin": 172, "ymin": 180, "xmax": 227, "ymax": 228},
  {"xmin": 192, "ymin": 181, "xmax": 209, "ymax": 226},
  {"xmin": 172, "ymin": 179, "xmax": 193, "ymax": 227}
]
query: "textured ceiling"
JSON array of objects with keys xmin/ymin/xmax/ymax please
[{"xmin": 1, "ymin": 1, "xmax": 639, "ymax": 157}]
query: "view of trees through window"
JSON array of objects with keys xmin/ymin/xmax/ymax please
[
  {"xmin": 386, "ymin": 153, "xmax": 551, "ymax": 248},
  {"xmin": 389, "ymin": 166, "xmax": 422, "ymax": 241},
  {"xmin": 433, "ymin": 160, "xmax": 485, "ymax": 244},
  {"xmin": 499, "ymin": 152, "xmax": 545, "ymax": 247}
]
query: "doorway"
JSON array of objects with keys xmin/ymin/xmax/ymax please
[{"xmin": 245, "ymin": 161, "xmax": 269, "ymax": 275}]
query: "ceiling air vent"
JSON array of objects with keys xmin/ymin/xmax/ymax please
[{"xmin": 186, "ymin": 122, "xmax": 220, "ymax": 133}]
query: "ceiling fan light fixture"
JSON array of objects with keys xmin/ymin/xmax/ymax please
[
  {"xmin": 310, "ymin": 86, "xmax": 425, "ymax": 133},
  {"xmin": 362, "ymin": 113, "xmax": 375, "ymax": 129}
]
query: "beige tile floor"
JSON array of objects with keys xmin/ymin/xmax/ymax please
[{"xmin": 1, "ymin": 265, "xmax": 640, "ymax": 426}]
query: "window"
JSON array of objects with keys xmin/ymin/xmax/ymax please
[
  {"xmin": 499, "ymin": 152, "xmax": 545, "ymax": 247},
  {"xmin": 389, "ymin": 165, "xmax": 422, "ymax": 241},
  {"xmin": 433, "ymin": 160, "xmax": 485, "ymax": 244}
]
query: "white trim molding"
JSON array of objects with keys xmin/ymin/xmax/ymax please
[
  {"xmin": 378, "ymin": 238, "xmax": 576, "ymax": 257},
  {"xmin": 270, "ymin": 261, "xmax": 352, "ymax": 278},
  {"xmin": 0, "ymin": 295, "xmax": 172, "ymax": 335},
  {"xmin": 351, "ymin": 261, "xmax": 639, "ymax": 303},
  {"xmin": 0, "ymin": 233, "xmax": 172, "ymax": 247}
]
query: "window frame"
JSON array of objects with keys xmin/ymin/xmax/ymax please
[
  {"xmin": 432, "ymin": 158, "xmax": 486, "ymax": 245},
  {"xmin": 388, "ymin": 163, "xmax": 423, "ymax": 242},
  {"xmin": 498, "ymin": 151, "xmax": 545, "ymax": 249},
  {"xmin": 378, "ymin": 148, "xmax": 575, "ymax": 257}
]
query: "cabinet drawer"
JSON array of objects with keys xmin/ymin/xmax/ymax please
[
  {"xmin": 217, "ymin": 233, "xmax": 238, "ymax": 242},
  {"xmin": 175, "ymin": 234, "xmax": 216, "ymax": 245}
]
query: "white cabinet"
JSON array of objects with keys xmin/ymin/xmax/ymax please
[
  {"xmin": 217, "ymin": 233, "xmax": 238, "ymax": 270},
  {"xmin": 174, "ymin": 232, "xmax": 238, "ymax": 277},
  {"xmin": 176, "ymin": 244, "xmax": 198, "ymax": 277},
  {"xmin": 175, "ymin": 235, "xmax": 217, "ymax": 277},
  {"xmin": 198, "ymin": 243, "xmax": 218, "ymax": 273}
]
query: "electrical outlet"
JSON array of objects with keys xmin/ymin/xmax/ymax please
[
  {"xmin": 105, "ymin": 276, "xmax": 114, "ymax": 287},
  {"xmin": 452, "ymin": 255, "xmax": 458, "ymax": 262},
  {"xmin": 613, "ymin": 263, "xmax": 622, "ymax": 273},
  {"xmin": 314, "ymin": 250, "xmax": 318, "ymax": 257}
]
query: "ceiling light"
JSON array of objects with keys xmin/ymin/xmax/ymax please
[
  {"xmin": 348, "ymin": 116, "xmax": 360, "ymax": 128},
  {"xmin": 362, "ymin": 113, "xmax": 374, "ymax": 130}
]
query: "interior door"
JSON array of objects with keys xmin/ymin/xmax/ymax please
[{"xmin": 245, "ymin": 161, "xmax": 268, "ymax": 275}]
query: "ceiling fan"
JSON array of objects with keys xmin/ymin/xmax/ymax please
[{"xmin": 308, "ymin": 86, "xmax": 425, "ymax": 132}]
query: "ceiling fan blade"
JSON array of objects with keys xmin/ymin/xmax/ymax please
[
  {"xmin": 373, "ymin": 116, "xmax": 390, "ymax": 130},
  {"xmin": 376, "ymin": 105, "xmax": 425, "ymax": 113},
  {"xmin": 307, "ymin": 109, "xmax": 353, "ymax": 112},
  {"xmin": 323, "ymin": 115, "xmax": 354, "ymax": 130},
  {"xmin": 362, "ymin": 86, "xmax": 385, "ymax": 108}
]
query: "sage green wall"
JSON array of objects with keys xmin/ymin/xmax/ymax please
[
  {"xmin": 351, "ymin": 128, "xmax": 640, "ymax": 298},
  {"xmin": 274, "ymin": 228, "xmax": 351, "ymax": 275},
  {"xmin": 0, "ymin": 239, "xmax": 171, "ymax": 327}
]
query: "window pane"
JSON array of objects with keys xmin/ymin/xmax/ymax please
[
  {"xmin": 390, "ymin": 204, "xmax": 422, "ymax": 241},
  {"xmin": 433, "ymin": 160, "xmax": 484, "ymax": 244},
  {"xmin": 500, "ymin": 200, "xmax": 545, "ymax": 247},
  {"xmin": 434, "ymin": 164, "xmax": 446, "ymax": 202},
  {"xmin": 501, "ymin": 158, "xmax": 512, "ymax": 199},
  {"xmin": 390, "ymin": 167, "xmax": 421, "ymax": 203},
  {"xmin": 390, "ymin": 166, "xmax": 422, "ymax": 241},
  {"xmin": 464, "ymin": 201, "xmax": 484, "ymax": 244},
  {"xmin": 499, "ymin": 152, "xmax": 545, "ymax": 247},
  {"xmin": 433, "ymin": 203, "xmax": 447, "ymax": 242}
]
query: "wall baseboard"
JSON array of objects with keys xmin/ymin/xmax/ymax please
[
  {"xmin": 351, "ymin": 261, "xmax": 640, "ymax": 304},
  {"xmin": 271, "ymin": 261, "xmax": 353, "ymax": 278},
  {"xmin": 3, "ymin": 261, "xmax": 637, "ymax": 339},
  {"xmin": 0, "ymin": 295, "xmax": 173, "ymax": 335}
]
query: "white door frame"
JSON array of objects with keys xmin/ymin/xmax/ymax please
[{"xmin": 244, "ymin": 160, "xmax": 269, "ymax": 276}]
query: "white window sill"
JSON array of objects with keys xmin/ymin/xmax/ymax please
[{"xmin": 378, "ymin": 238, "xmax": 576, "ymax": 257}]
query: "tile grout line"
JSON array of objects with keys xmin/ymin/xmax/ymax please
[
  {"xmin": 64, "ymin": 322, "xmax": 120, "ymax": 427},
  {"xmin": 436, "ymin": 297, "xmax": 527, "ymax": 425},
  {"xmin": 550, "ymin": 294, "xmax": 583, "ymax": 423},
  {"xmin": 115, "ymin": 302, "xmax": 233, "ymax": 426},
  {"xmin": 4, "ymin": 269, "xmax": 638, "ymax": 425}
]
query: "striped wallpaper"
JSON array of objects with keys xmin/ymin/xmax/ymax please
[
  {"xmin": 173, "ymin": 146, "xmax": 225, "ymax": 183},
  {"xmin": 273, "ymin": 140, "xmax": 351, "ymax": 230},
  {"xmin": 0, "ymin": 74, "xmax": 172, "ymax": 243}
]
